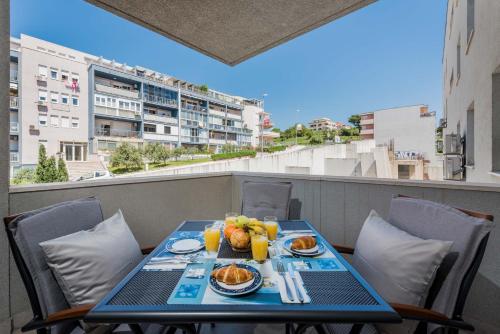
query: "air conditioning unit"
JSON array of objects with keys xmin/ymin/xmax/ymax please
[
  {"xmin": 444, "ymin": 155, "xmax": 464, "ymax": 180},
  {"xmin": 445, "ymin": 134, "xmax": 461, "ymax": 154}
]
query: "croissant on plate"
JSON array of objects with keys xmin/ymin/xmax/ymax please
[
  {"xmin": 211, "ymin": 264, "xmax": 254, "ymax": 285},
  {"xmin": 291, "ymin": 236, "xmax": 317, "ymax": 250}
]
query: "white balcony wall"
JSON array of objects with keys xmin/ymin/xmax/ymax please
[
  {"xmin": 209, "ymin": 109, "xmax": 226, "ymax": 118},
  {"xmin": 143, "ymin": 133, "xmax": 179, "ymax": 142},
  {"xmin": 95, "ymin": 83, "xmax": 140, "ymax": 99},
  {"xmin": 143, "ymin": 113, "xmax": 177, "ymax": 124}
]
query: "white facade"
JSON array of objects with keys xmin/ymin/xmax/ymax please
[
  {"xmin": 241, "ymin": 99, "xmax": 279, "ymax": 148},
  {"xmin": 443, "ymin": 0, "xmax": 500, "ymax": 183}
]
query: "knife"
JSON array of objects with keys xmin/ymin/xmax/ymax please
[{"xmin": 287, "ymin": 263, "xmax": 304, "ymax": 303}]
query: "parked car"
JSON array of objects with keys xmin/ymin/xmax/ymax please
[{"xmin": 74, "ymin": 170, "xmax": 114, "ymax": 182}]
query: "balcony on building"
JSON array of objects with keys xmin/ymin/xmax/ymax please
[
  {"xmin": 95, "ymin": 127, "xmax": 141, "ymax": 139},
  {"xmin": 360, "ymin": 112, "xmax": 374, "ymax": 126},
  {"xmin": 181, "ymin": 136, "xmax": 208, "ymax": 144},
  {"xmin": 94, "ymin": 73, "xmax": 141, "ymax": 99},
  {"xmin": 143, "ymin": 107, "xmax": 178, "ymax": 125},
  {"xmin": 9, "ymin": 152, "xmax": 19, "ymax": 163},
  {"xmin": 181, "ymin": 102, "xmax": 208, "ymax": 113},
  {"xmin": 226, "ymin": 108, "xmax": 243, "ymax": 120},
  {"xmin": 9, "ymin": 122, "xmax": 18, "ymax": 134},
  {"xmin": 9, "ymin": 69, "xmax": 17, "ymax": 83},
  {"xmin": 9, "ymin": 96, "xmax": 18, "ymax": 109},
  {"xmin": 143, "ymin": 94, "xmax": 177, "ymax": 109}
]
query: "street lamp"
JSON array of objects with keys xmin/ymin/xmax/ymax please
[{"xmin": 260, "ymin": 93, "xmax": 268, "ymax": 153}]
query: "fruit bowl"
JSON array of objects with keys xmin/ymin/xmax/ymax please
[{"xmin": 223, "ymin": 215, "xmax": 266, "ymax": 252}]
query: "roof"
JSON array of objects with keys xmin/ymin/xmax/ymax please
[{"xmin": 85, "ymin": 0, "xmax": 375, "ymax": 66}]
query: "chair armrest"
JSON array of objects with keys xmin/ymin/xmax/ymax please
[
  {"xmin": 391, "ymin": 303, "xmax": 474, "ymax": 331},
  {"xmin": 331, "ymin": 243, "xmax": 355, "ymax": 254},
  {"xmin": 22, "ymin": 304, "xmax": 95, "ymax": 331},
  {"xmin": 141, "ymin": 245, "xmax": 157, "ymax": 254}
]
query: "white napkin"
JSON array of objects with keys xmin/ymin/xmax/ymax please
[
  {"xmin": 275, "ymin": 271, "xmax": 311, "ymax": 303},
  {"xmin": 143, "ymin": 258, "xmax": 188, "ymax": 271}
]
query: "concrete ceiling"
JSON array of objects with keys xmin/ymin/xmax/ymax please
[{"xmin": 85, "ymin": 0, "xmax": 376, "ymax": 66}]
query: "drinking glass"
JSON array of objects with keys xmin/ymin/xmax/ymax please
[
  {"xmin": 224, "ymin": 212, "xmax": 238, "ymax": 226},
  {"xmin": 251, "ymin": 232, "xmax": 268, "ymax": 263},
  {"xmin": 264, "ymin": 216, "xmax": 278, "ymax": 241},
  {"xmin": 204, "ymin": 224, "xmax": 221, "ymax": 254}
]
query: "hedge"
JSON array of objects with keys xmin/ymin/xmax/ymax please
[
  {"xmin": 263, "ymin": 145, "xmax": 287, "ymax": 153},
  {"xmin": 211, "ymin": 150, "xmax": 256, "ymax": 161}
]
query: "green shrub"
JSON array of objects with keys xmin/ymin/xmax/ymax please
[
  {"xmin": 110, "ymin": 143, "xmax": 143, "ymax": 169},
  {"xmin": 12, "ymin": 168, "xmax": 35, "ymax": 185},
  {"xmin": 263, "ymin": 145, "xmax": 287, "ymax": 153},
  {"xmin": 211, "ymin": 150, "xmax": 256, "ymax": 161}
]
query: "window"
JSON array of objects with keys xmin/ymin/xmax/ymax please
[
  {"xmin": 466, "ymin": 104, "xmax": 474, "ymax": 166},
  {"xmin": 50, "ymin": 115, "xmax": 59, "ymax": 127},
  {"xmin": 457, "ymin": 38, "xmax": 461, "ymax": 80},
  {"xmin": 107, "ymin": 97, "xmax": 117, "ymax": 108},
  {"xmin": 38, "ymin": 90, "xmax": 47, "ymax": 101},
  {"xmin": 95, "ymin": 95, "xmax": 106, "ymax": 106},
  {"xmin": 61, "ymin": 94, "xmax": 69, "ymax": 104},
  {"xmin": 72, "ymin": 96, "xmax": 79, "ymax": 106},
  {"xmin": 50, "ymin": 69, "xmax": 58, "ymax": 80},
  {"xmin": 144, "ymin": 124, "xmax": 156, "ymax": 133},
  {"xmin": 61, "ymin": 116, "xmax": 70, "ymax": 128},
  {"xmin": 71, "ymin": 117, "xmax": 79, "ymax": 128},
  {"xmin": 164, "ymin": 126, "xmax": 171, "ymax": 134},
  {"xmin": 71, "ymin": 74, "xmax": 79, "ymax": 83},
  {"xmin": 467, "ymin": 0, "xmax": 475, "ymax": 43},
  {"xmin": 38, "ymin": 114, "xmax": 48, "ymax": 126},
  {"xmin": 50, "ymin": 92, "xmax": 59, "ymax": 104},
  {"xmin": 119, "ymin": 100, "xmax": 130, "ymax": 110},
  {"xmin": 38, "ymin": 65, "xmax": 47, "ymax": 77},
  {"xmin": 61, "ymin": 71, "xmax": 69, "ymax": 81}
]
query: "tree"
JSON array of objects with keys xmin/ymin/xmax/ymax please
[
  {"xmin": 172, "ymin": 147, "xmax": 186, "ymax": 161},
  {"xmin": 186, "ymin": 146, "xmax": 199, "ymax": 158},
  {"xmin": 144, "ymin": 143, "xmax": 170, "ymax": 164},
  {"xmin": 309, "ymin": 132, "xmax": 324, "ymax": 145},
  {"xmin": 348, "ymin": 114, "xmax": 361, "ymax": 130},
  {"xmin": 199, "ymin": 84, "xmax": 209, "ymax": 92},
  {"xmin": 12, "ymin": 168, "xmax": 35, "ymax": 185},
  {"xmin": 57, "ymin": 156, "xmax": 69, "ymax": 182},
  {"xmin": 110, "ymin": 143, "xmax": 143, "ymax": 170},
  {"xmin": 44, "ymin": 156, "xmax": 59, "ymax": 182},
  {"xmin": 35, "ymin": 144, "xmax": 48, "ymax": 183},
  {"xmin": 271, "ymin": 127, "xmax": 281, "ymax": 133}
]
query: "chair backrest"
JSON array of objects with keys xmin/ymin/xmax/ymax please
[
  {"xmin": 4, "ymin": 197, "xmax": 104, "ymax": 334},
  {"xmin": 241, "ymin": 181, "xmax": 292, "ymax": 220},
  {"xmin": 387, "ymin": 196, "xmax": 493, "ymax": 320}
]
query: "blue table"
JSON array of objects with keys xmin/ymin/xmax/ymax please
[{"xmin": 85, "ymin": 220, "xmax": 400, "ymax": 332}]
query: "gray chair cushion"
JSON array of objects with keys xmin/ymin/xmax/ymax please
[
  {"xmin": 40, "ymin": 210, "xmax": 143, "ymax": 307},
  {"xmin": 241, "ymin": 181, "xmax": 292, "ymax": 220},
  {"xmin": 9, "ymin": 197, "xmax": 104, "ymax": 317},
  {"xmin": 352, "ymin": 210, "xmax": 453, "ymax": 334},
  {"xmin": 387, "ymin": 197, "xmax": 493, "ymax": 318}
]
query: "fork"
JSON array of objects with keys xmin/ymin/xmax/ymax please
[{"xmin": 277, "ymin": 261, "xmax": 294, "ymax": 301}]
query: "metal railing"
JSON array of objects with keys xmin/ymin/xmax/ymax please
[
  {"xmin": 95, "ymin": 128, "xmax": 141, "ymax": 138},
  {"xmin": 181, "ymin": 103, "xmax": 207, "ymax": 113},
  {"xmin": 143, "ymin": 94, "xmax": 177, "ymax": 107},
  {"xmin": 10, "ymin": 122, "xmax": 19, "ymax": 134},
  {"xmin": 10, "ymin": 96, "xmax": 19, "ymax": 108},
  {"xmin": 209, "ymin": 124, "xmax": 226, "ymax": 131}
]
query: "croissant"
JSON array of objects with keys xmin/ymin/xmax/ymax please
[
  {"xmin": 291, "ymin": 236, "xmax": 317, "ymax": 250},
  {"xmin": 211, "ymin": 264, "xmax": 253, "ymax": 285}
]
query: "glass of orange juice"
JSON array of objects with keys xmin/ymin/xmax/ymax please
[
  {"xmin": 264, "ymin": 216, "xmax": 278, "ymax": 241},
  {"xmin": 224, "ymin": 212, "xmax": 238, "ymax": 226},
  {"xmin": 204, "ymin": 224, "xmax": 221, "ymax": 254},
  {"xmin": 251, "ymin": 233, "xmax": 268, "ymax": 263}
]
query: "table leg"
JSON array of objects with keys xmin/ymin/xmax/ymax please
[{"xmin": 349, "ymin": 324, "xmax": 364, "ymax": 334}]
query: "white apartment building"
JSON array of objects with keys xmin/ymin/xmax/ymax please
[
  {"xmin": 11, "ymin": 35, "xmax": 90, "ymax": 172},
  {"xmin": 308, "ymin": 117, "xmax": 348, "ymax": 131},
  {"xmin": 443, "ymin": 0, "xmax": 500, "ymax": 183},
  {"xmin": 9, "ymin": 34, "xmax": 275, "ymax": 176}
]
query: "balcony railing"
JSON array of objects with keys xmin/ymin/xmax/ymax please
[
  {"xmin": 95, "ymin": 128, "xmax": 140, "ymax": 138},
  {"xmin": 10, "ymin": 96, "xmax": 19, "ymax": 108},
  {"xmin": 143, "ymin": 94, "xmax": 177, "ymax": 108},
  {"xmin": 209, "ymin": 124, "xmax": 226, "ymax": 131},
  {"xmin": 10, "ymin": 152, "xmax": 19, "ymax": 163},
  {"xmin": 181, "ymin": 136, "xmax": 208, "ymax": 144},
  {"xmin": 94, "ymin": 105, "xmax": 141, "ymax": 120},
  {"xmin": 143, "ymin": 112, "xmax": 178, "ymax": 124},
  {"xmin": 181, "ymin": 103, "xmax": 207, "ymax": 113},
  {"xmin": 95, "ymin": 83, "xmax": 140, "ymax": 99},
  {"xmin": 10, "ymin": 122, "xmax": 19, "ymax": 134}
]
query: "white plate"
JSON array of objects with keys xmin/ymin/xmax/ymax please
[
  {"xmin": 172, "ymin": 238, "xmax": 202, "ymax": 251},
  {"xmin": 217, "ymin": 277, "xmax": 256, "ymax": 290}
]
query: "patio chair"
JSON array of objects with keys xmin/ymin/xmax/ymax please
[
  {"xmin": 317, "ymin": 195, "xmax": 493, "ymax": 334},
  {"xmin": 4, "ymin": 197, "xmax": 190, "ymax": 334},
  {"xmin": 241, "ymin": 181, "xmax": 293, "ymax": 220}
]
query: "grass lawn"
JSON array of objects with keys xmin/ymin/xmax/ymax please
[{"xmin": 110, "ymin": 158, "xmax": 212, "ymax": 175}]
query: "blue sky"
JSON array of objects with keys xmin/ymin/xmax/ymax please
[{"xmin": 11, "ymin": 0, "xmax": 447, "ymax": 129}]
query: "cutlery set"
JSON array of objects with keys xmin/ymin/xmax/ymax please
[{"xmin": 277, "ymin": 260, "xmax": 306, "ymax": 303}]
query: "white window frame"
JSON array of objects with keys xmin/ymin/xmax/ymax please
[
  {"xmin": 50, "ymin": 92, "xmax": 59, "ymax": 104},
  {"xmin": 38, "ymin": 65, "xmax": 47, "ymax": 77},
  {"xmin": 107, "ymin": 97, "xmax": 117, "ymax": 108},
  {"xmin": 50, "ymin": 115, "xmax": 59, "ymax": 127},
  {"xmin": 72, "ymin": 96, "xmax": 79, "ymax": 106},
  {"xmin": 50, "ymin": 69, "xmax": 58, "ymax": 80},
  {"xmin": 38, "ymin": 114, "xmax": 48, "ymax": 127},
  {"xmin": 61, "ymin": 94, "xmax": 69, "ymax": 105},
  {"xmin": 38, "ymin": 90, "xmax": 47, "ymax": 102},
  {"xmin": 71, "ymin": 117, "xmax": 79, "ymax": 128},
  {"xmin": 61, "ymin": 116, "xmax": 70, "ymax": 128},
  {"xmin": 61, "ymin": 71, "xmax": 69, "ymax": 81}
]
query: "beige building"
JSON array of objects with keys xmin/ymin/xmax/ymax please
[
  {"xmin": 241, "ymin": 98, "xmax": 279, "ymax": 148},
  {"xmin": 15, "ymin": 35, "xmax": 90, "ymax": 168},
  {"xmin": 442, "ymin": 0, "xmax": 500, "ymax": 183}
]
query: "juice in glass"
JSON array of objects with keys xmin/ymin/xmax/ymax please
[
  {"xmin": 251, "ymin": 234, "xmax": 268, "ymax": 262},
  {"xmin": 264, "ymin": 216, "xmax": 278, "ymax": 241},
  {"xmin": 204, "ymin": 224, "xmax": 221, "ymax": 253}
]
